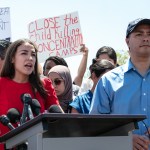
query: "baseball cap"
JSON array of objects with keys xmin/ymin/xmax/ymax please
[{"xmin": 126, "ymin": 18, "xmax": 150, "ymax": 38}]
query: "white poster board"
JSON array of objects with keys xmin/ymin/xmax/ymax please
[
  {"xmin": 28, "ymin": 12, "xmax": 83, "ymax": 63},
  {"xmin": 0, "ymin": 7, "xmax": 11, "ymax": 41}
]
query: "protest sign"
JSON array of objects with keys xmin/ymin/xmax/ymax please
[
  {"xmin": 28, "ymin": 12, "xmax": 83, "ymax": 63},
  {"xmin": 0, "ymin": 7, "xmax": 11, "ymax": 41}
]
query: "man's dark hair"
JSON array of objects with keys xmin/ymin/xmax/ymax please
[
  {"xmin": 90, "ymin": 59, "xmax": 115, "ymax": 78},
  {"xmin": 0, "ymin": 40, "xmax": 12, "ymax": 60},
  {"xmin": 96, "ymin": 46, "xmax": 117, "ymax": 64}
]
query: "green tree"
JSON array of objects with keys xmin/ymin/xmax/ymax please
[{"xmin": 116, "ymin": 50, "xmax": 129, "ymax": 65}]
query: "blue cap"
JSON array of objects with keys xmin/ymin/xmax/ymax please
[{"xmin": 126, "ymin": 18, "xmax": 150, "ymax": 38}]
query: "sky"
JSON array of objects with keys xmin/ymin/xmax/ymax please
[{"xmin": 0, "ymin": 0, "xmax": 150, "ymax": 79}]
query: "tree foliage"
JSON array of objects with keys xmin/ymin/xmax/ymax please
[{"xmin": 116, "ymin": 50, "xmax": 129, "ymax": 65}]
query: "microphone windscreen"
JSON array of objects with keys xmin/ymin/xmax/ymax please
[
  {"xmin": 31, "ymin": 99, "xmax": 41, "ymax": 116},
  {"xmin": 0, "ymin": 115, "xmax": 15, "ymax": 130},
  {"xmin": 48, "ymin": 105, "xmax": 64, "ymax": 113},
  {"xmin": 21, "ymin": 93, "xmax": 32, "ymax": 104},
  {"xmin": 32, "ymin": 99, "xmax": 41, "ymax": 108},
  {"xmin": 0, "ymin": 115, "xmax": 10, "ymax": 126},
  {"xmin": 7, "ymin": 108, "xmax": 21, "ymax": 123}
]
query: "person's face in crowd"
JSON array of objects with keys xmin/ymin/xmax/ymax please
[
  {"xmin": 48, "ymin": 72, "xmax": 65, "ymax": 96},
  {"xmin": 96, "ymin": 53, "xmax": 116, "ymax": 65},
  {"xmin": 126, "ymin": 24, "xmax": 150, "ymax": 59},
  {"xmin": 44, "ymin": 60, "xmax": 56, "ymax": 76},
  {"xmin": 12, "ymin": 42, "xmax": 36, "ymax": 80}
]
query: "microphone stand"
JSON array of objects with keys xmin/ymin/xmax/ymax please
[
  {"xmin": 16, "ymin": 143, "xmax": 28, "ymax": 150},
  {"xmin": 20, "ymin": 103, "xmax": 28, "ymax": 125},
  {"xmin": 20, "ymin": 98, "xmax": 34, "ymax": 125},
  {"xmin": 4, "ymin": 143, "xmax": 28, "ymax": 150}
]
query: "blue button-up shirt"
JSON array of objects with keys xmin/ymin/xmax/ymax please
[{"xmin": 90, "ymin": 59, "xmax": 150, "ymax": 135}]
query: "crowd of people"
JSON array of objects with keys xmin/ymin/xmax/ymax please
[{"xmin": 0, "ymin": 18, "xmax": 150, "ymax": 150}]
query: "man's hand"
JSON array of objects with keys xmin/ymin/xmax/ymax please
[{"xmin": 133, "ymin": 134, "xmax": 149, "ymax": 150}]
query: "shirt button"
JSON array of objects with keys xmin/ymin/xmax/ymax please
[
  {"xmin": 143, "ymin": 78, "xmax": 146, "ymax": 81},
  {"xmin": 143, "ymin": 93, "xmax": 146, "ymax": 95},
  {"xmin": 143, "ymin": 108, "xmax": 146, "ymax": 111}
]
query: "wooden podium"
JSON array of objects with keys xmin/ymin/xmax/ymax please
[{"xmin": 0, "ymin": 113, "xmax": 146, "ymax": 150}]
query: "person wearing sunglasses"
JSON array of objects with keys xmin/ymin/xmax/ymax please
[
  {"xmin": 48, "ymin": 65, "xmax": 73, "ymax": 113},
  {"xmin": 43, "ymin": 44, "xmax": 88, "ymax": 89}
]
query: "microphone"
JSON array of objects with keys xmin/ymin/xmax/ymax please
[
  {"xmin": 48, "ymin": 105, "xmax": 64, "ymax": 113},
  {"xmin": 31, "ymin": 99, "xmax": 41, "ymax": 116},
  {"xmin": 0, "ymin": 115, "xmax": 15, "ymax": 130},
  {"xmin": 7, "ymin": 108, "xmax": 21, "ymax": 126},
  {"xmin": 20, "ymin": 93, "xmax": 34, "ymax": 124}
]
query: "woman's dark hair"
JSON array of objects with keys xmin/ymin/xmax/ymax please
[
  {"xmin": 43, "ymin": 56, "xmax": 68, "ymax": 75},
  {"xmin": 96, "ymin": 46, "xmax": 117, "ymax": 64},
  {"xmin": 1, "ymin": 38, "xmax": 48, "ymax": 99},
  {"xmin": 90, "ymin": 59, "xmax": 115, "ymax": 78}
]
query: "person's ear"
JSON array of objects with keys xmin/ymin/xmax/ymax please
[
  {"xmin": 91, "ymin": 72, "xmax": 96, "ymax": 80},
  {"xmin": 126, "ymin": 38, "xmax": 130, "ymax": 51},
  {"xmin": 126, "ymin": 38, "xmax": 129, "ymax": 46}
]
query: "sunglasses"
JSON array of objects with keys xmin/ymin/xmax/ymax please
[{"xmin": 52, "ymin": 78, "xmax": 64, "ymax": 86}]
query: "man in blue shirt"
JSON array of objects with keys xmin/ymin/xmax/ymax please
[{"xmin": 90, "ymin": 18, "xmax": 150, "ymax": 150}]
